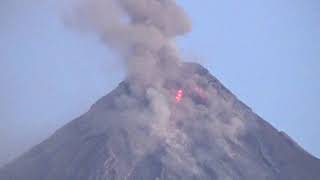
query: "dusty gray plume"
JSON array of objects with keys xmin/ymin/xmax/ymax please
[
  {"xmin": 69, "ymin": 0, "xmax": 191, "ymax": 85},
  {"xmin": 1, "ymin": 1, "xmax": 319, "ymax": 180}
]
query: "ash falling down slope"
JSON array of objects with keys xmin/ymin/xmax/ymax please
[
  {"xmin": 1, "ymin": 63, "xmax": 320, "ymax": 180},
  {"xmin": 1, "ymin": 0, "xmax": 320, "ymax": 179}
]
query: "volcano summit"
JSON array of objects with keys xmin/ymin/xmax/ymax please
[
  {"xmin": 1, "ymin": 0, "xmax": 320, "ymax": 179},
  {"xmin": 1, "ymin": 63, "xmax": 319, "ymax": 180}
]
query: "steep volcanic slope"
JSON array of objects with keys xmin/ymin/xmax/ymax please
[{"xmin": 1, "ymin": 63, "xmax": 319, "ymax": 180}]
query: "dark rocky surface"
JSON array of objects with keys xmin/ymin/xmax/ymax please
[{"xmin": 1, "ymin": 63, "xmax": 319, "ymax": 180}]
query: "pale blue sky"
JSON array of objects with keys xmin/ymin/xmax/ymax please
[
  {"xmin": 179, "ymin": 0, "xmax": 320, "ymax": 158},
  {"xmin": 0, "ymin": 0, "xmax": 319, "ymax": 165}
]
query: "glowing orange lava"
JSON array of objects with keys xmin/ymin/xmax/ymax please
[{"xmin": 175, "ymin": 89, "xmax": 184, "ymax": 103}]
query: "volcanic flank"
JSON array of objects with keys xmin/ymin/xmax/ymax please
[
  {"xmin": 1, "ymin": 62, "xmax": 320, "ymax": 180},
  {"xmin": 1, "ymin": 0, "xmax": 320, "ymax": 179}
]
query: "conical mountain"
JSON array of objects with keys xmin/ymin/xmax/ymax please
[{"xmin": 1, "ymin": 63, "xmax": 319, "ymax": 180}]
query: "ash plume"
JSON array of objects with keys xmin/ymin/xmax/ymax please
[
  {"xmin": 68, "ymin": 0, "xmax": 190, "ymax": 137},
  {"xmin": 1, "ymin": 1, "xmax": 320, "ymax": 179},
  {"xmin": 66, "ymin": 0, "xmax": 246, "ymax": 174},
  {"xmin": 69, "ymin": 0, "xmax": 191, "ymax": 85}
]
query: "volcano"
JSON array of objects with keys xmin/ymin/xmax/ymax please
[{"xmin": 0, "ymin": 63, "xmax": 319, "ymax": 180}]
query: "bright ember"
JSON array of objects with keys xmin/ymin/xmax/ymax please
[{"xmin": 175, "ymin": 89, "xmax": 184, "ymax": 103}]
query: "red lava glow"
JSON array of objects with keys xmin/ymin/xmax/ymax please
[{"xmin": 175, "ymin": 89, "xmax": 184, "ymax": 103}]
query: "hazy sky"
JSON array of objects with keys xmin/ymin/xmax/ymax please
[{"xmin": 0, "ymin": 0, "xmax": 319, "ymax": 166}]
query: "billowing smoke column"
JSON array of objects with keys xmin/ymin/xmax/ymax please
[
  {"xmin": 68, "ymin": 1, "xmax": 197, "ymax": 170},
  {"xmin": 70, "ymin": 0, "xmax": 192, "ymax": 89},
  {"xmin": 66, "ymin": 1, "xmax": 247, "ymax": 175},
  {"xmin": 68, "ymin": 0, "xmax": 193, "ymax": 162}
]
